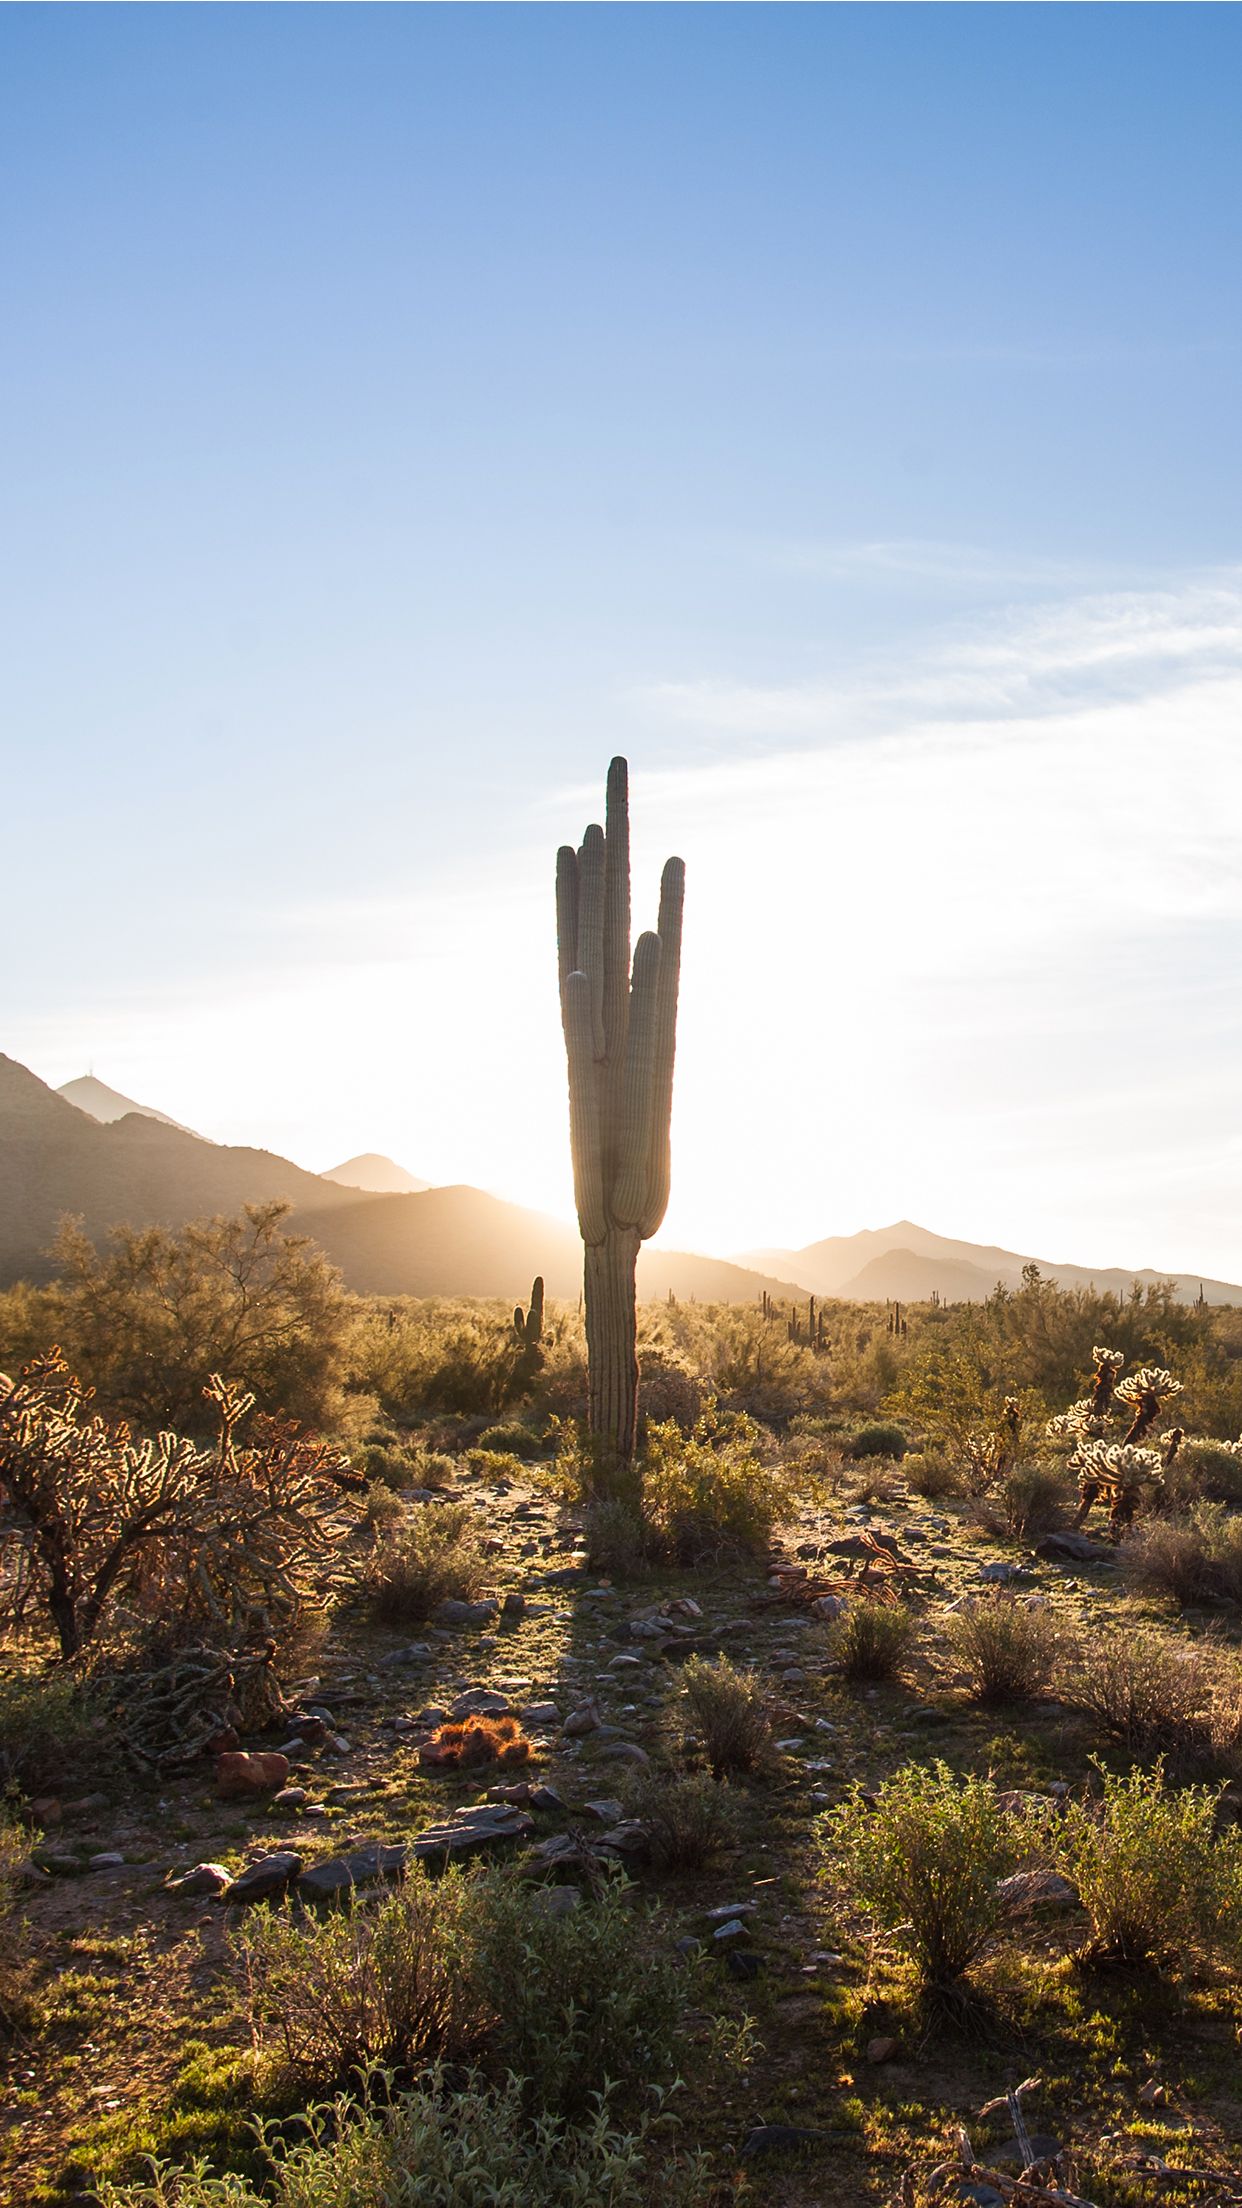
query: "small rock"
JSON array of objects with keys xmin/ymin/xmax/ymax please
[
  {"xmin": 272, "ymin": 1786, "xmax": 309, "ymax": 1810},
  {"xmin": 712, "ymin": 1918, "xmax": 750, "ymax": 1944},
  {"xmin": 296, "ymin": 1845, "xmax": 409, "ymax": 1902},
  {"xmin": 810, "ymin": 1595, "xmax": 847, "ymax": 1621},
  {"xmin": 216, "ymin": 1752, "xmax": 290, "ymax": 1801},
  {"xmin": 411, "ymin": 1803, "xmax": 534, "ymax": 1865},
  {"xmin": 563, "ymin": 1701, "xmax": 602, "ymax": 1737},
  {"xmin": 379, "ymin": 1643, "xmax": 434, "ymax": 1667},
  {"xmin": 593, "ymin": 1741, "xmax": 650, "ymax": 1767},
  {"xmin": 582, "ymin": 1799, "xmax": 624, "ymax": 1824},
  {"xmin": 88, "ymin": 1852, "xmax": 125, "ymax": 1871},
  {"xmin": 501, "ymin": 1591, "xmax": 526, "ymax": 1619},
  {"xmin": 704, "ymin": 1900, "xmax": 758, "ymax": 1922},
  {"xmin": 227, "ymin": 1851, "xmax": 303, "ymax": 1904},
  {"xmin": 740, "ymin": 2125, "xmax": 821, "ymax": 2160},
  {"xmin": 435, "ymin": 1598, "xmax": 501, "ymax": 1627},
  {"xmin": 996, "ymin": 1869, "xmax": 1078, "ymax": 1913},
  {"xmin": 450, "ymin": 1689, "xmax": 512, "ymax": 1720},
  {"xmin": 170, "ymin": 1862, "xmax": 232, "ymax": 1897},
  {"xmin": 529, "ymin": 1884, "xmax": 580, "ymax": 1918},
  {"xmin": 991, "ymin": 2135, "xmax": 1062, "ymax": 2171},
  {"xmin": 520, "ymin": 1702, "xmax": 562, "ymax": 1727},
  {"xmin": 866, "ymin": 2035, "xmax": 898, "ymax": 2064}
]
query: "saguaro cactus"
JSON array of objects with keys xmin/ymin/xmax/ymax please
[{"xmin": 556, "ymin": 758, "xmax": 684, "ymax": 1471}]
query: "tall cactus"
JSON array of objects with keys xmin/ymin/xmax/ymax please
[{"xmin": 556, "ymin": 758, "xmax": 684, "ymax": 1470}]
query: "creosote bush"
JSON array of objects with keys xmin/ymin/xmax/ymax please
[
  {"xmin": 903, "ymin": 1449, "xmax": 963, "ymax": 1500},
  {"xmin": 679, "ymin": 1655, "xmax": 774, "ymax": 1778},
  {"xmin": 1057, "ymin": 1763, "xmax": 1242, "ymax": 1968},
  {"xmin": 96, "ymin": 2066, "xmax": 714, "ymax": 2208},
  {"xmin": 367, "ymin": 1502, "xmax": 487, "ymax": 1625},
  {"xmin": 642, "ymin": 1411, "xmax": 788, "ymax": 1565},
  {"xmin": 237, "ymin": 1876, "xmax": 488, "ymax": 2091},
  {"xmin": 828, "ymin": 1761, "xmax": 1017, "ymax": 1991},
  {"xmin": 976, "ymin": 1464, "xmax": 1069, "ymax": 1540},
  {"xmin": 944, "ymin": 1594, "xmax": 1060, "ymax": 1704},
  {"xmin": 1121, "ymin": 1503, "xmax": 1242, "ymax": 1607},
  {"xmin": 583, "ymin": 1496, "xmax": 648, "ymax": 1578},
  {"xmin": 828, "ymin": 1599, "xmax": 916, "ymax": 1683},
  {"xmin": 846, "ymin": 1422, "xmax": 907, "ymax": 1461},
  {"xmin": 1061, "ymin": 1626, "xmax": 1242, "ymax": 1779},
  {"xmin": 622, "ymin": 1767, "xmax": 738, "ymax": 1870}
]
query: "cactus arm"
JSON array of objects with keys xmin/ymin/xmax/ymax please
[
  {"xmin": 563, "ymin": 972, "xmax": 608, "ymax": 1245},
  {"xmin": 602, "ymin": 755, "xmax": 631, "ymax": 1065},
  {"xmin": 556, "ymin": 845, "xmax": 580, "ymax": 1001},
  {"xmin": 577, "ymin": 825, "xmax": 607, "ymax": 1060},
  {"xmin": 612, "ymin": 931, "xmax": 663, "ymax": 1229},
  {"xmin": 638, "ymin": 854, "xmax": 684, "ymax": 1239}
]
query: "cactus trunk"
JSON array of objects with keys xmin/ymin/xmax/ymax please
[{"xmin": 556, "ymin": 759, "xmax": 683, "ymax": 1479}]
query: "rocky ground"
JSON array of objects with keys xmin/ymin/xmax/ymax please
[{"xmin": 4, "ymin": 1456, "xmax": 1242, "ymax": 2205}]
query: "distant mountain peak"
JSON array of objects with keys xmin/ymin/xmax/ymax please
[
  {"xmin": 57, "ymin": 1074, "xmax": 197, "ymax": 1137},
  {"xmin": 320, "ymin": 1153, "xmax": 430, "ymax": 1195}
]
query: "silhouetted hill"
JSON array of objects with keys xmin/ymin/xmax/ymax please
[
  {"xmin": 0, "ymin": 1057, "xmax": 799, "ymax": 1305},
  {"xmin": 57, "ymin": 1074, "xmax": 196, "ymax": 1135},
  {"xmin": 320, "ymin": 1153, "xmax": 430, "ymax": 1194},
  {"xmin": 742, "ymin": 1218, "xmax": 1242, "ymax": 1307}
]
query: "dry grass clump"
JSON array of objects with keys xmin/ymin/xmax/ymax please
[
  {"xmin": 903, "ymin": 1449, "xmax": 964, "ymax": 1499},
  {"xmin": 621, "ymin": 1768, "xmax": 738, "ymax": 1870},
  {"xmin": 679, "ymin": 1655, "xmax": 774, "ymax": 1778},
  {"xmin": 1057, "ymin": 1763, "xmax": 1242, "ymax": 1969},
  {"xmin": 367, "ymin": 1501, "xmax": 487, "ymax": 1625},
  {"xmin": 1061, "ymin": 1625, "xmax": 1242, "ymax": 1779},
  {"xmin": 419, "ymin": 1714, "xmax": 531, "ymax": 1772},
  {"xmin": 1121, "ymin": 1503, "xmax": 1242, "ymax": 1606},
  {"xmin": 828, "ymin": 1598, "xmax": 916, "ymax": 1683},
  {"xmin": 944, "ymin": 1593, "xmax": 1061, "ymax": 1704}
]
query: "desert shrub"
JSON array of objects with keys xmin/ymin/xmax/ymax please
[
  {"xmin": 828, "ymin": 1599, "xmax": 916, "ymax": 1683},
  {"xmin": 827, "ymin": 1761, "xmax": 1017, "ymax": 1989},
  {"xmin": 1121, "ymin": 1503, "xmax": 1242, "ymax": 1606},
  {"xmin": 352, "ymin": 1301, "xmax": 531, "ymax": 1420},
  {"xmin": 475, "ymin": 1420, "xmax": 546, "ymax": 1460},
  {"xmin": 637, "ymin": 1353, "xmax": 705, "ymax": 1437},
  {"xmin": 355, "ymin": 1439, "xmax": 421, "ymax": 1490},
  {"xmin": 361, "ymin": 1480, "xmax": 407, "ymax": 1541},
  {"xmin": 977, "ymin": 1464, "xmax": 1069, "ymax": 1539},
  {"xmin": 583, "ymin": 1497, "xmax": 648, "ymax": 1577},
  {"xmin": 1172, "ymin": 1438, "xmax": 1242, "ymax": 1504},
  {"xmin": 0, "ymin": 1666, "xmax": 111, "ymax": 1795},
  {"xmin": 1057, "ymin": 1763, "xmax": 1242, "ymax": 1968},
  {"xmin": 903, "ymin": 1449, "xmax": 963, "ymax": 1499},
  {"xmin": 50, "ymin": 1202, "xmax": 352, "ymax": 1433},
  {"xmin": 95, "ymin": 2066, "xmax": 713, "ymax": 2208},
  {"xmin": 678, "ymin": 1655, "xmax": 773, "ymax": 1778},
  {"xmin": 847, "ymin": 1423, "xmax": 907, "ymax": 1461},
  {"xmin": 622, "ymin": 1768, "xmax": 739, "ymax": 1870},
  {"xmin": 367, "ymin": 1502, "xmax": 486, "ymax": 1626},
  {"xmin": 472, "ymin": 1870, "xmax": 690, "ymax": 2119},
  {"xmin": 703, "ymin": 1307, "xmax": 835, "ymax": 1425},
  {"xmin": 237, "ymin": 1875, "xmax": 487, "ymax": 2092},
  {"xmin": 1061, "ymin": 1626, "xmax": 1241, "ymax": 1778},
  {"xmin": 944, "ymin": 1594, "xmax": 1060, "ymax": 1703},
  {"xmin": 0, "ymin": 1799, "xmax": 33, "ymax": 2030},
  {"xmin": 0, "ymin": 1355, "xmax": 360, "ymax": 1661},
  {"xmin": 642, "ymin": 1411, "xmax": 789, "ymax": 1564}
]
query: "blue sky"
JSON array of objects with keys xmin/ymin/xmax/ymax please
[{"xmin": 4, "ymin": 6, "xmax": 1242, "ymax": 1273}]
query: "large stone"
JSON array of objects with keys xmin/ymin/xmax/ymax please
[
  {"xmin": 297, "ymin": 1845, "xmax": 410, "ymax": 1902},
  {"xmin": 411, "ymin": 1803, "xmax": 534, "ymax": 1866},
  {"xmin": 170, "ymin": 1862, "xmax": 232, "ymax": 1898},
  {"xmin": 227, "ymin": 1851, "xmax": 302, "ymax": 1904},
  {"xmin": 435, "ymin": 1598, "xmax": 500, "ymax": 1628},
  {"xmin": 216, "ymin": 1752, "xmax": 290, "ymax": 1800}
]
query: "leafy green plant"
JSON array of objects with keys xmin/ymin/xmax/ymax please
[
  {"xmin": 828, "ymin": 1599, "xmax": 916, "ymax": 1683},
  {"xmin": 678, "ymin": 1655, "xmax": 774, "ymax": 1778},
  {"xmin": 846, "ymin": 1423, "xmax": 907, "ymax": 1461},
  {"xmin": 96, "ymin": 2065, "xmax": 714, "ymax": 2208},
  {"xmin": 475, "ymin": 1421, "xmax": 546, "ymax": 1460},
  {"xmin": 1057, "ymin": 1763, "xmax": 1242, "ymax": 1968},
  {"xmin": 944, "ymin": 1594, "xmax": 1060, "ymax": 1704},
  {"xmin": 827, "ymin": 1761, "xmax": 1017, "ymax": 1990},
  {"xmin": 366, "ymin": 1501, "xmax": 487, "ymax": 1625}
]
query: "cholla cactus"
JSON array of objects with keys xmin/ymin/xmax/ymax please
[
  {"xmin": 1046, "ymin": 1398, "xmax": 1101, "ymax": 1441},
  {"xmin": 1089, "ymin": 1345, "xmax": 1125, "ymax": 1418},
  {"xmin": 965, "ymin": 1397, "xmax": 1023, "ymax": 1488},
  {"xmin": 1073, "ymin": 1439, "xmax": 1164, "ymax": 1540},
  {"xmin": 1115, "ymin": 1365, "xmax": 1183, "ymax": 1444}
]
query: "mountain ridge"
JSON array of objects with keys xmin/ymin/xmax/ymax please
[{"xmin": 741, "ymin": 1219, "xmax": 1242, "ymax": 1307}]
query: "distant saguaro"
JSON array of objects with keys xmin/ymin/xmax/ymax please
[{"xmin": 556, "ymin": 758, "xmax": 684, "ymax": 1471}]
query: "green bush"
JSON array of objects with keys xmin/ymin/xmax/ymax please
[
  {"xmin": 366, "ymin": 1503, "xmax": 487, "ymax": 1626},
  {"xmin": 473, "ymin": 1870, "xmax": 689, "ymax": 2119},
  {"xmin": 95, "ymin": 2066, "xmax": 714, "ymax": 2208},
  {"xmin": 622, "ymin": 1768, "xmax": 739, "ymax": 1870},
  {"xmin": 827, "ymin": 1761, "xmax": 1017, "ymax": 1989},
  {"xmin": 828, "ymin": 1599, "xmax": 916, "ymax": 1683},
  {"xmin": 678, "ymin": 1655, "xmax": 773, "ymax": 1779},
  {"xmin": 583, "ymin": 1497, "xmax": 648, "ymax": 1578},
  {"xmin": 944, "ymin": 1594, "xmax": 1060, "ymax": 1704},
  {"xmin": 1057, "ymin": 1763, "xmax": 1242, "ymax": 1968},
  {"xmin": 476, "ymin": 1421, "xmax": 547, "ymax": 1460},
  {"xmin": 979, "ymin": 1464, "xmax": 1069, "ymax": 1539},
  {"xmin": 1173, "ymin": 1438, "xmax": 1242, "ymax": 1504},
  {"xmin": 642, "ymin": 1411, "xmax": 789, "ymax": 1564},
  {"xmin": 846, "ymin": 1423, "xmax": 907, "ymax": 1461},
  {"xmin": 903, "ymin": 1449, "xmax": 963, "ymax": 1499},
  {"xmin": 236, "ymin": 1875, "xmax": 487, "ymax": 2091}
]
